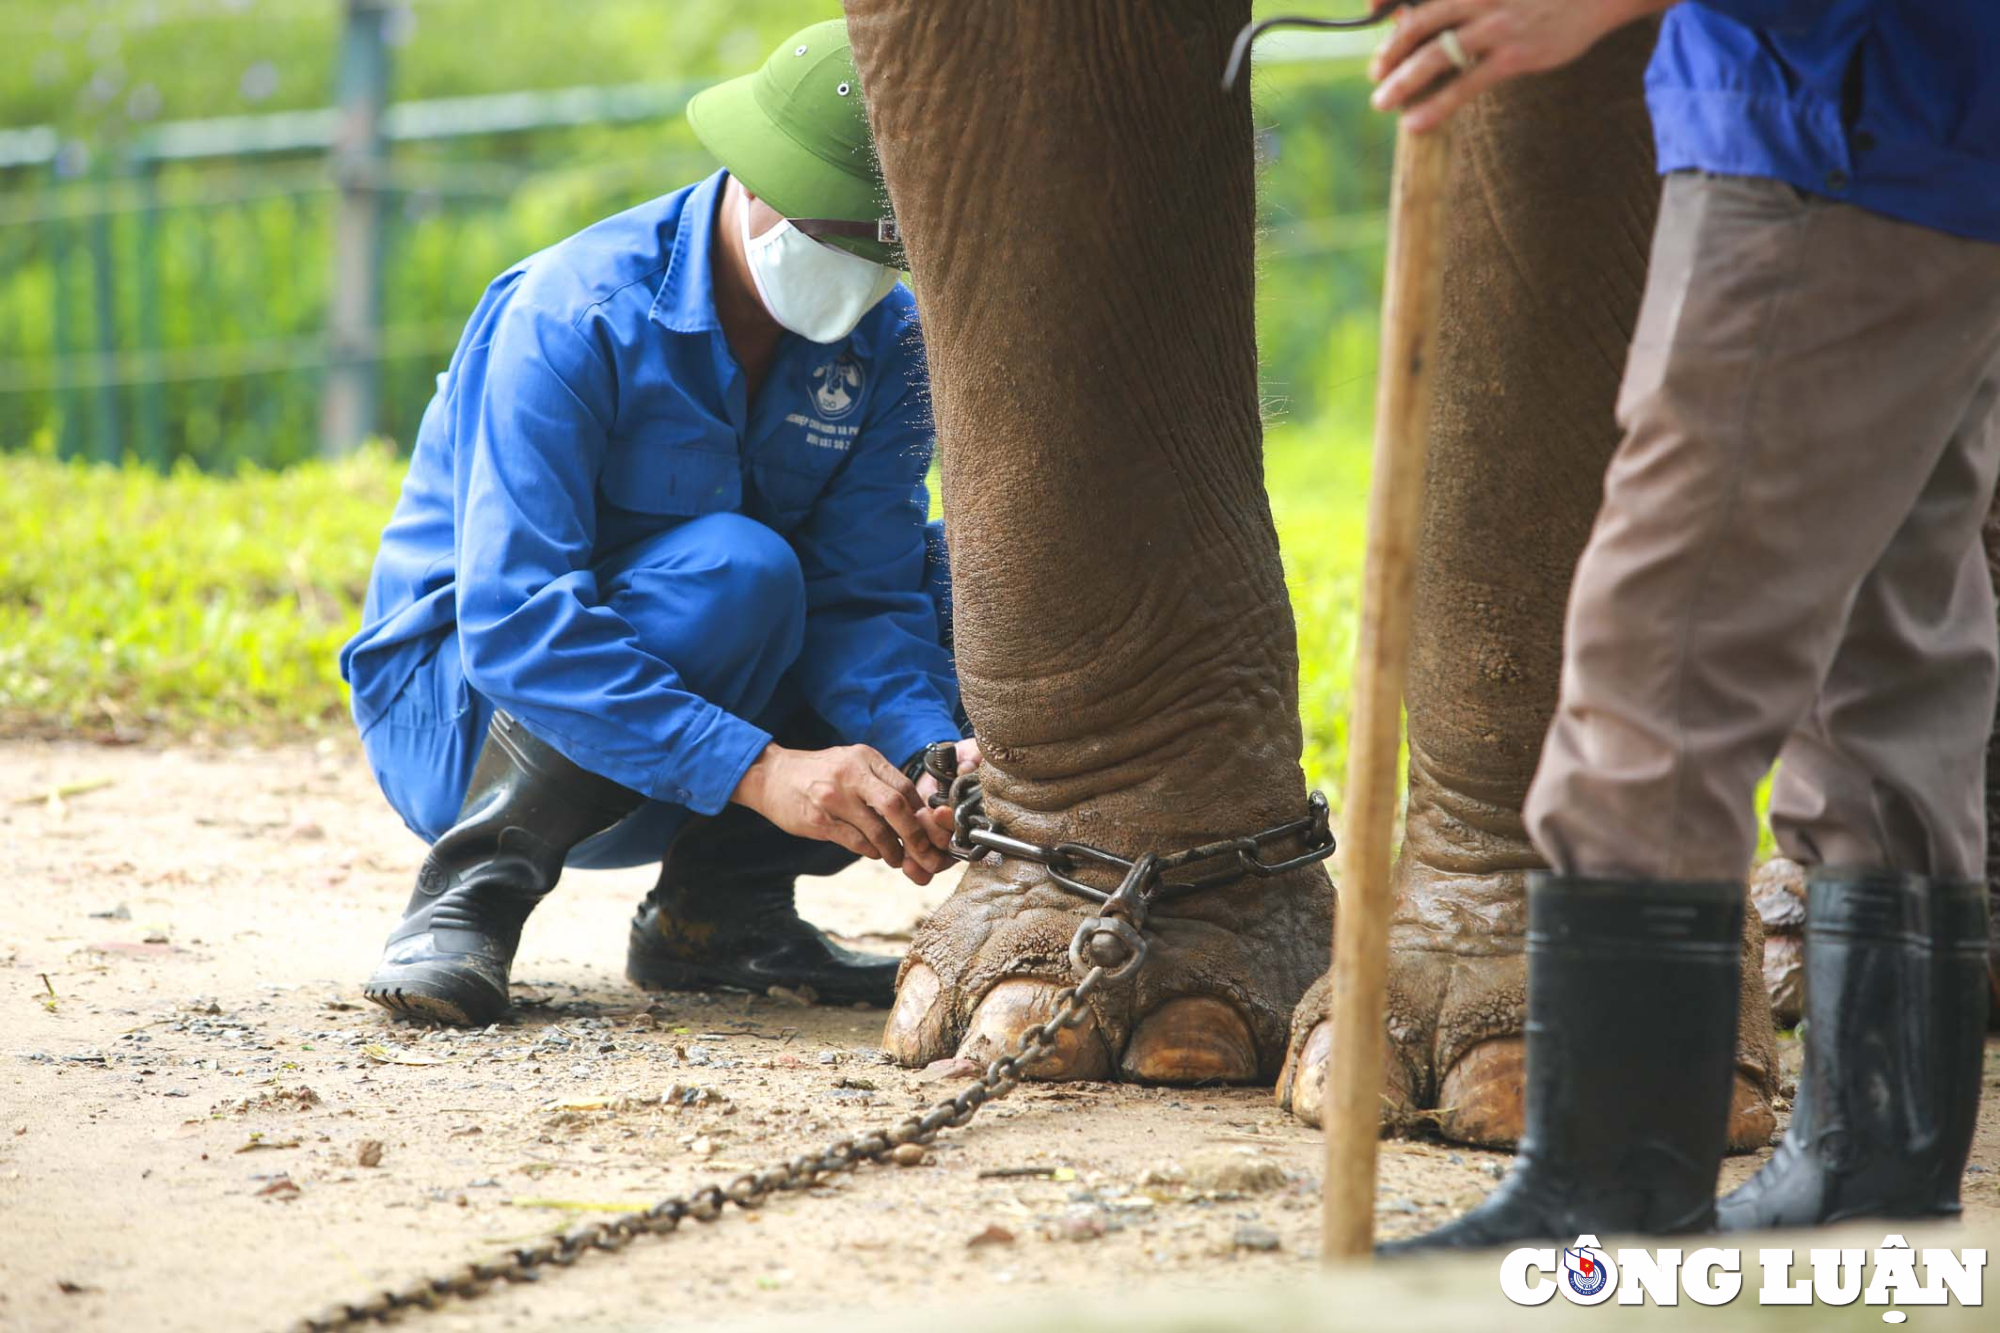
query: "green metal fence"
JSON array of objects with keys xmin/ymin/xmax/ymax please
[
  {"xmin": 0, "ymin": 32, "xmax": 715, "ymax": 469},
  {"xmin": 0, "ymin": 13, "xmax": 1385, "ymax": 471}
]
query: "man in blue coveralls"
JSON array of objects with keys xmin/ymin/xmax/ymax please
[
  {"xmin": 341, "ymin": 20, "xmax": 976, "ymax": 1028},
  {"xmin": 1371, "ymin": 1, "xmax": 1998, "ymax": 1243}
]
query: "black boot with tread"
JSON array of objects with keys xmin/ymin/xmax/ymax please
[
  {"xmin": 626, "ymin": 799, "xmax": 896, "ymax": 1006},
  {"xmin": 364, "ymin": 711, "xmax": 641, "ymax": 1026}
]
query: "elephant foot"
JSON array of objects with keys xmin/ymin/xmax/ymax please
[
  {"xmin": 1275, "ymin": 949, "xmax": 1528, "ymax": 1142},
  {"xmin": 884, "ymin": 858, "xmax": 1330, "ymax": 1085},
  {"xmin": 1751, "ymin": 858, "xmax": 1807, "ymax": 1028},
  {"xmin": 1276, "ymin": 945, "xmax": 1778, "ymax": 1152},
  {"xmin": 951, "ymin": 975, "xmax": 1115, "ymax": 1078}
]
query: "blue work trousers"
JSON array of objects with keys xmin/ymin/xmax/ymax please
[{"xmin": 359, "ymin": 513, "xmax": 952, "ymax": 870}]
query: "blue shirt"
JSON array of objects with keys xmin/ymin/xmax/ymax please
[
  {"xmin": 340, "ymin": 170, "xmax": 959, "ymax": 815},
  {"xmin": 1648, "ymin": 1, "xmax": 2000, "ymax": 243}
]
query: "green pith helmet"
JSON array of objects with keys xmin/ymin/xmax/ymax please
[{"xmin": 687, "ymin": 19, "xmax": 900, "ymax": 265}]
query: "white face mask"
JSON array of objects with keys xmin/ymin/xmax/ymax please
[{"xmin": 741, "ymin": 200, "xmax": 900, "ymax": 344}]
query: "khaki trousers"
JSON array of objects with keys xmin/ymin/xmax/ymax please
[{"xmin": 1525, "ymin": 172, "xmax": 2000, "ymax": 882}]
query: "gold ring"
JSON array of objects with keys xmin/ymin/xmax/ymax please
[{"xmin": 1438, "ymin": 27, "xmax": 1476, "ymax": 73}]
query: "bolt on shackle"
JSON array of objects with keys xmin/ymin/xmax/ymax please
[{"xmin": 1068, "ymin": 851, "xmax": 1158, "ymax": 982}]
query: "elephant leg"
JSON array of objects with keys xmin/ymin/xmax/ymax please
[
  {"xmin": 847, "ymin": 0, "xmax": 1331, "ymax": 1083},
  {"xmin": 1269, "ymin": 24, "xmax": 1776, "ymax": 1146}
]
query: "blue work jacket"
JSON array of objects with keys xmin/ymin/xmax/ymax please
[
  {"xmin": 340, "ymin": 170, "xmax": 959, "ymax": 816},
  {"xmin": 1649, "ymin": 1, "xmax": 2000, "ymax": 243}
]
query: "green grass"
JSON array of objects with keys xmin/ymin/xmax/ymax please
[
  {"xmin": 0, "ymin": 419, "xmax": 1368, "ymax": 754},
  {"xmin": 1269, "ymin": 414, "xmax": 1370, "ymax": 795},
  {"xmin": 0, "ymin": 419, "xmax": 1783, "ymax": 850},
  {"xmin": 0, "ymin": 440, "xmax": 401, "ymax": 738}
]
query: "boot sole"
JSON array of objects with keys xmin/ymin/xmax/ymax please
[
  {"xmin": 362, "ymin": 959, "xmax": 508, "ymax": 1027},
  {"xmin": 362, "ymin": 982, "xmax": 483, "ymax": 1026},
  {"xmin": 626, "ymin": 956, "xmax": 894, "ymax": 1008}
]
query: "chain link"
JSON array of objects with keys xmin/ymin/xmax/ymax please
[
  {"xmin": 296, "ymin": 752, "xmax": 1332, "ymax": 1330},
  {"xmin": 296, "ymin": 965, "xmax": 1111, "ymax": 1332},
  {"xmin": 927, "ymin": 745, "xmax": 1334, "ymax": 981}
]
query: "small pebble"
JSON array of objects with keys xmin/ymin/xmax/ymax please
[
  {"xmin": 889, "ymin": 1144, "xmax": 927, "ymax": 1167},
  {"xmin": 916, "ymin": 1057, "xmax": 979, "ymax": 1083},
  {"xmin": 1233, "ymin": 1224, "xmax": 1282, "ymax": 1252},
  {"xmin": 356, "ymin": 1139, "xmax": 384, "ymax": 1168},
  {"xmin": 1056, "ymin": 1214, "xmax": 1106, "ymax": 1242},
  {"xmin": 1185, "ymin": 1151, "xmax": 1286, "ymax": 1195}
]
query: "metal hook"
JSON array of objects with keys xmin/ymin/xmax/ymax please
[{"xmin": 1221, "ymin": 3, "xmax": 1413, "ymax": 92}]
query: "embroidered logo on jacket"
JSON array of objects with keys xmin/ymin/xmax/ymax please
[{"xmin": 809, "ymin": 353, "xmax": 865, "ymax": 421}]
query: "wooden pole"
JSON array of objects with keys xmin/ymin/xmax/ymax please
[
  {"xmin": 1321, "ymin": 117, "xmax": 1455, "ymax": 1262},
  {"xmin": 321, "ymin": 0, "xmax": 392, "ymax": 457}
]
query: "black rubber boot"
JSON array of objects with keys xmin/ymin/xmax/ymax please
[
  {"xmin": 625, "ymin": 798, "xmax": 899, "ymax": 1006},
  {"xmin": 1717, "ymin": 871, "xmax": 1990, "ymax": 1230},
  {"xmin": 364, "ymin": 711, "xmax": 642, "ymax": 1026},
  {"xmin": 1381, "ymin": 873, "xmax": 1744, "ymax": 1253},
  {"xmin": 1986, "ymin": 882, "xmax": 2000, "ymax": 1031}
]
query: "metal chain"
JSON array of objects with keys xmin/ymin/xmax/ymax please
[
  {"xmin": 928, "ymin": 739, "xmax": 1332, "ymax": 897},
  {"xmin": 296, "ymin": 965, "xmax": 1112, "ymax": 1332},
  {"xmin": 922, "ymin": 749, "xmax": 1333, "ymax": 986},
  {"xmin": 296, "ymin": 754, "xmax": 1333, "ymax": 1331}
]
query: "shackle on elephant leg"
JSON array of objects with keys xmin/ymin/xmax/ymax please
[
  {"xmin": 1069, "ymin": 915, "xmax": 1148, "ymax": 983},
  {"xmin": 1065, "ymin": 851, "xmax": 1159, "ymax": 983}
]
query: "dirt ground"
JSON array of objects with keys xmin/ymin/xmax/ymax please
[{"xmin": 3, "ymin": 739, "xmax": 1996, "ymax": 1333}]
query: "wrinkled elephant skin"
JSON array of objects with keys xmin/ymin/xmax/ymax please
[{"xmin": 846, "ymin": 0, "xmax": 1332, "ymax": 1082}]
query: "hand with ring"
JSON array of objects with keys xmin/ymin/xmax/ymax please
[{"xmin": 1369, "ymin": 0, "xmax": 1671, "ymax": 133}]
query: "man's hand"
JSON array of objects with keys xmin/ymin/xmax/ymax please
[
  {"xmin": 731, "ymin": 743, "xmax": 952, "ymax": 886},
  {"xmin": 1370, "ymin": 0, "xmax": 1670, "ymax": 132},
  {"xmin": 912, "ymin": 737, "xmax": 982, "ymax": 849},
  {"xmin": 914, "ymin": 737, "xmax": 982, "ymax": 807}
]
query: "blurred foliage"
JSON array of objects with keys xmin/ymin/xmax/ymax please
[
  {"xmin": 1268, "ymin": 402, "xmax": 1369, "ymax": 798},
  {"xmin": 0, "ymin": 394, "xmax": 1775, "ymax": 847},
  {"xmin": 0, "ymin": 0, "xmax": 1391, "ymax": 468},
  {"xmin": 0, "ymin": 437, "xmax": 402, "ymax": 737},
  {"xmin": 0, "ymin": 420, "xmax": 1370, "ymax": 757},
  {"xmin": 3, "ymin": 0, "xmax": 806, "ymax": 134},
  {"xmin": 0, "ymin": 2, "xmax": 1393, "ymax": 770}
]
